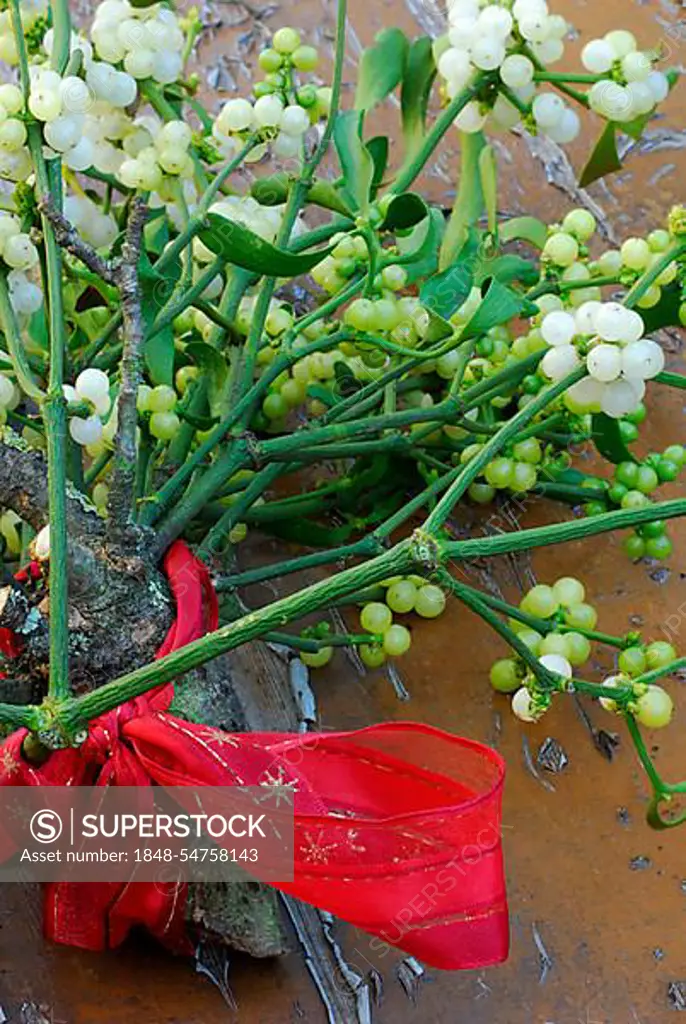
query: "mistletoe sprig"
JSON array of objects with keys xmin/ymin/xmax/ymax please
[{"xmin": 0, "ymin": 0, "xmax": 684, "ymax": 828}]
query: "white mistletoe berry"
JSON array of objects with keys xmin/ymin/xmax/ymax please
[
  {"xmin": 539, "ymin": 653, "xmax": 573, "ymax": 679},
  {"xmin": 586, "ymin": 343, "xmax": 622, "ymax": 382},
  {"xmin": 541, "ymin": 310, "xmax": 576, "ymax": 346},
  {"xmin": 511, "ymin": 687, "xmax": 537, "ymax": 722},
  {"xmin": 499, "ymin": 54, "xmax": 534, "ymax": 89},
  {"xmin": 581, "ymin": 39, "xmax": 614, "ymax": 74},
  {"xmin": 600, "ymin": 378, "xmax": 644, "ymax": 418},
  {"xmin": 32, "ymin": 524, "xmax": 50, "ymax": 562},
  {"xmin": 279, "ymin": 105, "xmax": 310, "ymax": 136},
  {"xmin": 69, "ymin": 414, "xmax": 104, "ymax": 446},
  {"xmin": 620, "ymin": 339, "xmax": 665, "ymax": 380},
  {"xmin": 541, "ymin": 343, "xmax": 581, "ymax": 381},
  {"xmin": 75, "ymin": 367, "xmax": 110, "ymax": 405}
]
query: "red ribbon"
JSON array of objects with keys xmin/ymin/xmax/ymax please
[{"xmin": 0, "ymin": 542, "xmax": 508, "ymax": 970}]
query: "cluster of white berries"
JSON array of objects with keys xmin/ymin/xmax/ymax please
[
  {"xmin": 24, "ymin": 28, "xmax": 140, "ymax": 175},
  {"xmin": 28, "ymin": 67, "xmax": 99, "ymax": 171},
  {"xmin": 582, "ymin": 31, "xmax": 670, "ymax": 123},
  {"xmin": 437, "ymin": 0, "xmax": 669, "ymax": 141},
  {"xmin": 595, "ymin": 232, "xmax": 678, "ymax": 310},
  {"xmin": 0, "ymin": 207, "xmax": 43, "ymax": 317},
  {"xmin": 438, "ymin": 0, "xmax": 578, "ymax": 138},
  {"xmin": 1, "ymin": 7, "xmax": 185, "ymax": 190},
  {"xmin": 63, "ymin": 368, "xmax": 111, "ymax": 447},
  {"xmin": 7, "ymin": 269, "xmax": 43, "ymax": 315},
  {"xmin": 63, "ymin": 195, "xmax": 118, "ymax": 250},
  {"xmin": 119, "ymin": 119, "xmax": 194, "ymax": 192},
  {"xmin": 0, "ymin": 0, "xmax": 47, "ymax": 65},
  {"xmin": 211, "ymin": 26, "xmax": 327, "ymax": 163},
  {"xmin": 540, "ymin": 301, "xmax": 665, "ymax": 418},
  {"xmin": 0, "ymin": 84, "xmax": 29, "ymax": 182},
  {"xmin": 90, "ymin": 0, "xmax": 184, "ymax": 85},
  {"xmin": 213, "ymin": 95, "xmax": 312, "ymax": 162},
  {"xmin": 0, "ymin": 212, "xmax": 39, "ymax": 275}
]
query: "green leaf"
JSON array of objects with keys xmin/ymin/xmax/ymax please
[
  {"xmin": 477, "ymin": 253, "xmax": 539, "ymax": 287},
  {"xmin": 591, "ymin": 413, "xmax": 633, "ymax": 464},
  {"xmin": 145, "ymin": 208, "xmax": 169, "ymax": 256},
  {"xmin": 401, "ymin": 36, "xmax": 436, "ymax": 160},
  {"xmin": 250, "ymin": 173, "xmax": 289, "ymax": 205},
  {"xmin": 198, "ymin": 212, "xmax": 333, "ymax": 277},
  {"xmin": 500, "ymin": 215, "xmax": 548, "ymax": 250},
  {"xmin": 399, "ymin": 206, "xmax": 444, "ymax": 284},
  {"xmin": 264, "ymin": 517, "xmax": 356, "ymax": 547},
  {"xmin": 355, "ymin": 28, "xmax": 409, "ymax": 112},
  {"xmin": 420, "ymin": 229, "xmax": 479, "ymax": 320},
  {"xmin": 424, "ymin": 309, "xmax": 454, "ymax": 344},
  {"xmin": 27, "ymin": 308, "xmax": 48, "ymax": 351},
  {"xmin": 139, "ymin": 248, "xmax": 182, "ymax": 386},
  {"xmin": 143, "ymin": 324, "xmax": 174, "ymax": 387},
  {"xmin": 366, "ymin": 136, "xmax": 389, "ymax": 194},
  {"xmin": 306, "ymin": 382, "xmax": 338, "ymax": 408},
  {"xmin": 579, "ymin": 122, "xmax": 622, "ymax": 188},
  {"xmin": 307, "ymin": 180, "xmax": 355, "ymax": 217},
  {"xmin": 461, "ymin": 277, "xmax": 536, "ymax": 339},
  {"xmin": 439, "ymin": 131, "xmax": 486, "ymax": 269},
  {"xmin": 251, "ymin": 173, "xmax": 354, "ymax": 217},
  {"xmin": 73, "ymin": 308, "xmax": 108, "ymax": 343},
  {"xmin": 381, "ymin": 192, "xmax": 428, "ymax": 231},
  {"xmin": 334, "ymin": 110, "xmax": 375, "ymax": 214},
  {"xmin": 547, "ymin": 466, "xmax": 591, "ymax": 487},
  {"xmin": 185, "ymin": 342, "xmax": 229, "ymax": 418},
  {"xmin": 478, "ymin": 145, "xmax": 498, "ymax": 236},
  {"xmin": 334, "ymin": 360, "xmax": 363, "ymax": 396}
]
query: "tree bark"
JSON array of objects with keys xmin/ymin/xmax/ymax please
[{"xmin": 0, "ymin": 433, "xmax": 173, "ymax": 693}]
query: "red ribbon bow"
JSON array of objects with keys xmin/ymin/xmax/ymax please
[{"xmin": 0, "ymin": 542, "xmax": 508, "ymax": 970}]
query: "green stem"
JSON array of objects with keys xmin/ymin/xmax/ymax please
[
  {"xmin": 625, "ymin": 713, "xmax": 665, "ymax": 792},
  {"xmin": 437, "ymin": 569, "xmax": 557, "ymax": 684},
  {"xmin": 197, "ymin": 462, "xmax": 284, "ymax": 558},
  {"xmin": 446, "ymin": 496, "xmax": 686, "ymax": 560},
  {"xmin": 57, "ymin": 541, "xmax": 414, "ymax": 733},
  {"xmin": 632, "ymin": 655, "xmax": 686, "ymax": 689},
  {"xmin": 48, "ymin": 0, "xmax": 71, "ymax": 73},
  {"xmin": 526, "ymin": 275, "xmax": 622, "ymax": 301},
  {"xmin": 154, "ymin": 138, "xmax": 258, "ymax": 277},
  {"xmin": 306, "ymin": 0, "xmax": 348, "ymax": 175},
  {"xmin": 374, "ymin": 464, "xmax": 462, "ymax": 540},
  {"xmin": 0, "ymin": 702, "xmax": 35, "ymax": 728},
  {"xmin": 465, "ymin": 585, "xmax": 625, "ymax": 648},
  {"xmin": 424, "ymin": 366, "xmax": 585, "ymax": 531},
  {"xmin": 228, "ymin": 0, "xmax": 348, "ymax": 415},
  {"xmin": 81, "ymin": 311, "xmax": 122, "ymax": 371},
  {"xmin": 13, "ymin": 0, "xmax": 72, "ymax": 703},
  {"xmin": 215, "ymin": 537, "xmax": 379, "ymax": 592},
  {"xmin": 533, "ymin": 72, "xmax": 601, "ymax": 84},
  {"xmin": 393, "ymin": 77, "xmax": 491, "ymax": 195},
  {"xmin": 84, "ymin": 450, "xmax": 112, "ymax": 488},
  {"xmin": 656, "ymin": 370, "xmax": 686, "ymax": 390}
]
